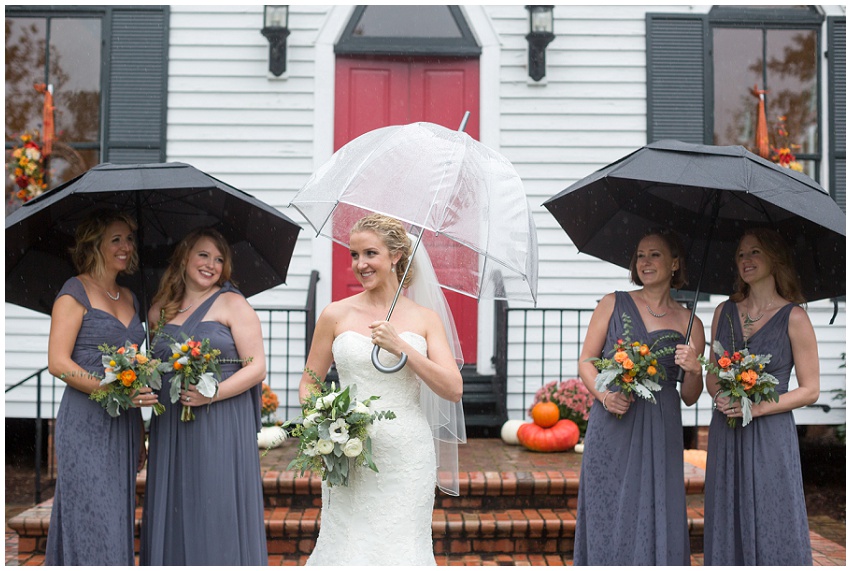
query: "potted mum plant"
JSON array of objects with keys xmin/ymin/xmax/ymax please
[
  {"xmin": 257, "ymin": 382, "xmax": 286, "ymax": 449},
  {"xmin": 527, "ymin": 378, "xmax": 594, "ymax": 439}
]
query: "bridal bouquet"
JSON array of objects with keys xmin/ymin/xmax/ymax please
[
  {"xmin": 284, "ymin": 373, "xmax": 396, "ymax": 487},
  {"xmin": 700, "ymin": 340, "xmax": 780, "ymax": 428},
  {"xmin": 587, "ymin": 313, "xmax": 678, "ymax": 417},
  {"xmin": 163, "ymin": 336, "xmax": 224, "ymax": 422},
  {"xmin": 88, "ymin": 341, "xmax": 166, "ymax": 417}
]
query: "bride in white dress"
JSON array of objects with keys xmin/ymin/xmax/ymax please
[{"xmin": 299, "ymin": 214, "xmax": 465, "ymax": 566}]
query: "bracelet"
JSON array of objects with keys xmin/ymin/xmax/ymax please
[
  {"xmin": 601, "ymin": 391, "xmax": 611, "ymax": 412},
  {"xmin": 712, "ymin": 389, "xmax": 722, "ymax": 410}
]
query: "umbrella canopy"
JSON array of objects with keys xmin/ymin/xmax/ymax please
[
  {"xmin": 290, "ymin": 121, "xmax": 538, "ymax": 304},
  {"xmin": 6, "ymin": 162, "xmax": 301, "ymax": 316},
  {"xmin": 543, "ymin": 139, "xmax": 845, "ymax": 303}
]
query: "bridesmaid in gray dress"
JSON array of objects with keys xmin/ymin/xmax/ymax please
[
  {"xmin": 574, "ymin": 229, "xmax": 705, "ymax": 565},
  {"xmin": 140, "ymin": 228, "xmax": 268, "ymax": 565},
  {"xmin": 46, "ymin": 211, "xmax": 160, "ymax": 565},
  {"xmin": 704, "ymin": 228, "xmax": 818, "ymax": 565}
]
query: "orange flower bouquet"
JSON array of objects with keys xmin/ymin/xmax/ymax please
[
  {"xmin": 164, "ymin": 336, "xmax": 223, "ymax": 422},
  {"xmin": 260, "ymin": 382, "xmax": 280, "ymax": 427},
  {"xmin": 6, "ymin": 132, "xmax": 48, "ymax": 203},
  {"xmin": 700, "ymin": 339, "xmax": 779, "ymax": 428},
  {"xmin": 88, "ymin": 341, "xmax": 166, "ymax": 417},
  {"xmin": 587, "ymin": 313, "xmax": 677, "ymax": 418}
]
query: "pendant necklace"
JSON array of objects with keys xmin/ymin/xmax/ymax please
[
  {"xmin": 646, "ymin": 304, "xmax": 667, "ymax": 318},
  {"xmin": 745, "ymin": 300, "xmax": 773, "ymax": 325},
  {"xmin": 106, "ymin": 289, "xmax": 120, "ymax": 302}
]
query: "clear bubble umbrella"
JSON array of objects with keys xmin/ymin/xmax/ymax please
[{"xmin": 289, "ymin": 120, "xmax": 538, "ymax": 373}]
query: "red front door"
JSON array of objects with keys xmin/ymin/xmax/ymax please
[{"xmin": 333, "ymin": 55, "xmax": 480, "ymax": 364}]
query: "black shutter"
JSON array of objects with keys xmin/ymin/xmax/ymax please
[
  {"xmin": 646, "ymin": 13, "xmax": 710, "ymax": 145},
  {"xmin": 828, "ymin": 17, "xmax": 846, "ymax": 212},
  {"xmin": 103, "ymin": 6, "xmax": 169, "ymax": 163}
]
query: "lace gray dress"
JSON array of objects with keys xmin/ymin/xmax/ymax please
[
  {"xmin": 140, "ymin": 282, "xmax": 267, "ymax": 565},
  {"xmin": 306, "ymin": 331, "xmax": 437, "ymax": 566},
  {"xmin": 573, "ymin": 291, "xmax": 690, "ymax": 565},
  {"xmin": 704, "ymin": 301, "xmax": 811, "ymax": 565},
  {"xmin": 45, "ymin": 277, "xmax": 146, "ymax": 566}
]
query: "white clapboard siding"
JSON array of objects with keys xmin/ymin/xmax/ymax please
[{"xmin": 5, "ymin": 5, "xmax": 844, "ymax": 426}]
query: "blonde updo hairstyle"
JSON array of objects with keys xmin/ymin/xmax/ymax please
[
  {"xmin": 71, "ymin": 210, "xmax": 139, "ymax": 277},
  {"xmin": 151, "ymin": 228, "xmax": 234, "ymax": 328},
  {"xmin": 350, "ymin": 213, "xmax": 414, "ymax": 288},
  {"xmin": 730, "ymin": 227, "xmax": 805, "ymax": 304}
]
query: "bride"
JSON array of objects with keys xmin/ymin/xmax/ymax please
[{"xmin": 300, "ymin": 213, "xmax": 465, "ymax": 566}]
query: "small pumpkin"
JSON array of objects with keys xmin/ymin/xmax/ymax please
[
  {"xmin": 531, "ymin": 401, "xmax": 560, "ymax": 428},
  {"xmin": 517, "ymin": 419, "xmax": 580, "ymax": 453}
]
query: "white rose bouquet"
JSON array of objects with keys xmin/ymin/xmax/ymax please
[{"xmin": 281, "ymin": 370, "xmax": 396, "ymax": 487}]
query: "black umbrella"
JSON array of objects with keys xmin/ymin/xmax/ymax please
[
  {"xmin": 543, "ymin": 140, "xmax": 846, "ymax": 374},
  {"xmin": 6, "ymin": 162, "xmax": 301, "ymax": 317}
]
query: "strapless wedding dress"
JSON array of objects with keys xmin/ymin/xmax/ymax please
[{"xmin": 306, "ymin": 331, "xmax": 437, "ymax": 566}]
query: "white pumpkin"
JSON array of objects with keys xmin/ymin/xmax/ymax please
[
  {"xmin": 257, "ymin": 425, "xmax": 287, "ymax": 450},
  {"xmin": 500, "ymin": 419, "xmax": 525, "ymax": 445}
]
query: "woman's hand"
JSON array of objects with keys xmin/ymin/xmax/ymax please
[
  {"xmin": 132, "ymin": 386, "xmax": 160, "ymax": 408},
  {"xmin": 369, "ymin": 320, "xmax": 403, "ymax": 356},
  {"xmin": 715, "ymin": 396, "xmax": 743, "ymax": 419},
  {"xmin": 601, "ymin": 390, "xmax": 633, "ymax": 416},
  {"xmin": 179, "ymin": 384, "xmax": 215, "ymax": 407},
  {"xmin": 674, "ymin": 342, "xmax": 701, "ymax": 374}
]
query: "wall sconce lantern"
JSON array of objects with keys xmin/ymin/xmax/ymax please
[
  {"xmin": 261, "ymin": 5, "xmax": 290, "ymax": 77},
  {"xmin": 525, "ymin": 5, "xmax": 554, "ymax": 82}
]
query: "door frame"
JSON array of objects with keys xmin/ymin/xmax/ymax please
[{"xmin": 312, "ymin": 5, "xmax": 502, "ymax": 373}]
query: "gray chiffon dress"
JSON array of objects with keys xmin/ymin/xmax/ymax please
[
  {"xmin": 573, "ymin": 291, "xmax": 690, "ymax": 565},
  {"xmin": 139, "ymin": 282, "xmax": 267, "ymax": 565},
  {"xmin": 45, "ymin": 277, "xmax": 146, "ymax": 566},
  {"xmin": 703, "ymin": 301, "xmax": 811, "ymax": 565}
]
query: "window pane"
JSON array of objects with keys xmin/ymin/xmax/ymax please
[
  {"xmin": 49, "ymin": 18, "xmax": 101, "ymax": 143},
  {"xmin": 354, "ymin": 6, "xmax": 462, "ymax": 38},
  {"xmin": 5, "ymin": 17, "xmax": 47, "ymax": 140},
  {"xmin": 765, "ymin": 29, "xmax": 818, "ymax": 156},
  {"xmin": 712, "ymin": 28, "xmax": 763, "ymax": 147}
]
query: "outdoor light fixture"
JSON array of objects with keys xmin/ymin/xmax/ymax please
[
  {"xmin": 525, "ymin": 5, "xmax": 555, "ymax": 82},
  {"xmin": 261, "ymin": 5, "xmax": 290, "ymax": 77}
]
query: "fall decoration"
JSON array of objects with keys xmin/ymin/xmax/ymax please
[
  {"xmin": 517, "ymin": 419, "xmax": 580, "ymax": 453},
  {"xmin": 531, "ymin": 401, "xmax": 560, "ymax": 428}
]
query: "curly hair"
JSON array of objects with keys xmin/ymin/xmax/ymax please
[
  {"xmin": 151, "ymin": 228, "xmax": 234, "ymax": 327},
  {"xmin": 730, "ymin": 228, "xmax": 805, "ymax": 304},
  {"xmin": 70, "ymin": 210, "xmax": 139, "ymax": 277},
  {"xmin": 628, "ymin": 228, "xmax": 688, "ymax": 289},
  {"xmin": 350, "ymin": 213, "xmax": 414, "ymax": 288}
]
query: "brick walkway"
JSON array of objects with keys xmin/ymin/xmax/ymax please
[{"xmin": 6, "ymin": 439, "xmax": 846, "ymax": 566}]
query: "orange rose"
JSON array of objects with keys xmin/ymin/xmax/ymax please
[
  {"xmin": 622, "ymin": 374, "xmax": 634, "ymax": 384},
  {"xmin": 117, "ymin": 347, "xmax": 126, "ymax": 355},
  {"xmin": 173, "ymin": 362, "xmax": 183, "ymax": 370},
  {"xmin": 614, "ymin": 350, "xmax": 628, "ymax": 364},
  {"xmin": 135, "ymin": 354, "xmax": 148, "ymax": 365},
  {"xmin": 717, "ymin": 357, "xmax": 732, "ymax": 369},
  {"xmin": 740, "ymin": 369, "xmax": 758, "ymax": 390},
  {"xmin": 119, "ymin": 369, "xmax": 137, "ymax": 386},
  {"xmin": 191, "ymin": 348, "xmax": 201, "ymax": 358},
  {"xmin": 646, "ymin": 365, "xmax": 657, "ymax": 376},
  {"xmin": 622, "ymin": 358, "xmax": 635, "ymax": 370},
  {"xmin": 639, "ymin": 345, "xmax": 650, "ymax": 356}
]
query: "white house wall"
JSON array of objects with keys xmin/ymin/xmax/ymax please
[{"xmin": 4, "ymin": 5, "xmax": 845, "ymax": 425}]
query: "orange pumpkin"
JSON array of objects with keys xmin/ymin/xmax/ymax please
[
  {"xmin": 531, "ymin": 401, "xmax": 560, "ymax": 428},
  {"xmin": 517, "ymin": 419, "xmax": 580, "ymax": 453}
]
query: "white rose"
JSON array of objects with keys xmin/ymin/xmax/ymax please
[
  {"xmin": 316, "ymin": 439, "xmax": 334, "ymax": 455},
  {"xmin": 303, "ymin": 412, "xmax": 321, "ymax": 428},
  {"xmin": 354, "ymin": 401, "xmax": 370, "ymax": 415},
  {"xmin": 303, "ymin": 442, "xmax": 317, "ymax": 457},
  {"xmin": 342, "ymin": 437, "xmax": 363, "ymax": 458},
  {"xmin": 316, "ymin": 392, "xmax": 338, "ymax": 410},
  {"xmin": 329, "ymin": 418, "xmax": 349, "ymax": 443}
]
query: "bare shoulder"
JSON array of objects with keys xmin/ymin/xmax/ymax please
[{"xmin": 788, "ymin": 304, "xmax": 814, "ymax": 328}]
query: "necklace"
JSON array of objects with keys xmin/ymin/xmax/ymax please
[
  {"xmin": 105, "ymin": 289, "xmax": 120, "ymax": 302},
  {"xmin": 177, "ymin": 303, "xmax": 194, "ymax": 314},
  {"xmin": 646, "ymin": 304, "xmax": 667, "ymax": 318},
  {"xmin": 745, "ymin": 300, "xmax": 774, "ymax": 324}
]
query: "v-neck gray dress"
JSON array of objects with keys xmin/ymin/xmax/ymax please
[
  {"xmin": 45, "ymin": 277, "xmax": 146, "ymax": 565},
  {"xmin": 703, "ymin": 301, "xmax": 811, "ymax": 565},
  {"xmin": 573, "ymin": 291, "xmax": 690, "ymax": 565},
  {"xmin": 140, "ymin": 282, "xmax": 267, "ymax": 565}
]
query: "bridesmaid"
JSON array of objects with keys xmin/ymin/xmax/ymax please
[
  {"xmin": 703, "ymin": 228, "xmax": 818, "ymax": 565},
  {"xmin": 46, "ymin": 210, "xmax": 160, "ymax": 565},
  {"xmin": 573, "ymin": 228, "xmax": 704, "ymax": 565},
  {"xmin": 140, "ymin": 228, "xmax": 268, "ymax": 565}
]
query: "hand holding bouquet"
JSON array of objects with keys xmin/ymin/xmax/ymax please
[
  {"xmin": 587, "ymin": 313, "xmax": 677, "ymax": 417},
  {"xmin": 89, "ymin": 341, "xmax": 166, "ymax": 417},
  {"xmin": 163, "ymin": 336, "xmax": 223, "ymax": 422},
  {"xmin": 284, "ymin": 373, "xmax": 396, "ymax": 487},
  {"xmin": 700, "ymin": 340, "xmax": 779, "ymax": 427}
]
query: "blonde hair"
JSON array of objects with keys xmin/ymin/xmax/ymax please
[
  {"xmin": 151, "ymin": 228, "xmax": 234, "ymax": 327},
  {"xmin": 730, "ymin": 228, "xmax": 805, "ymax": 304},
  {"xmin": 350, "ymin": 213, "xmax": 414, "ymax": 288},
  {"xmin": 71, "ymin": 210, "xmax": 139, "ymax": 277},
  {"xmin": 629, "ymin": 228, "xmax": 688, "ymax": 289}
]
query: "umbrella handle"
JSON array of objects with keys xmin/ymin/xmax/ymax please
[{"xmin": 371, "ymin": 344, "xmax": 408, "ymax": 373}]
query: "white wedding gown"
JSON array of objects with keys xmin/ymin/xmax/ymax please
[{"xmin": 306, "ymin": 331, "xmax": 437, "ymax": 566}]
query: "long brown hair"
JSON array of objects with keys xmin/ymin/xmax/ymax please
[
  {"xmin": 151, "ymin": 228, "xmax": 233, "ymax": 327},
  {"xmin": 70, "ymin": 210, "xmax": 139, "ymax": 276},
  {"xmin": 730, "ymin": 227, "xmax": 805, "ymax": 304},
  {"xmin": 350, "ymin": 213, "xmax": 414, "ymax": 288}
]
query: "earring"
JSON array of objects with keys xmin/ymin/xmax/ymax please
[{"xmin": 391, "ymin": 263, "xmax": 396, "ymax": 272}]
